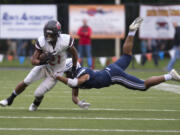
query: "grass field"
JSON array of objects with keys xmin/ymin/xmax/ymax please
[{"xmin": 0, "ymin": 69, "xmax": 180, "ymax": 135}]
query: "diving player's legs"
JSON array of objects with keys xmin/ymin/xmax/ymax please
[
  {"xmin": 0, "ymin": 66, "xmax": 45, "ymax": 107},
  {"xmin": 112, "ymin": 63, "xmax": 180, "ymax": 91},
  {"xmin": 144, "ymin": 69, "xmax": 180, "ymax": 89},
  {"xmin": 112, "ymin": 17, "xmax": 180, "ymax": 90},
  {"xmin": 111, "ymin": 68, "xmax": 146, "ymax": 90},
  {"xmin": 114, "ymin": 17, "xmax": 143, "ymax": 70}
]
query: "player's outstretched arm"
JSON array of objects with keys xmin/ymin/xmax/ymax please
[
  {"xmin": 72, "ymin": 87, "xmax": 91, "ymax": 109},
  {"xmin": 72, "ymin": 87, "xmax": 79, "ymax": 104},
  {"xmin": 56, "ymin": 74, "xmax": 90, "ymax": 87}
]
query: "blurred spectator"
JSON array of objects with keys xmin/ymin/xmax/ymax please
[
  {"xmin": 17, "ymin": 40, "xmax": 28, "ymax": 57},
  {"xmin": 165, "ymin": 22, "xmax": 180, "ymax": 71},
  {"xmin": 26, "ymin": 40, "xmax": 35, "ymax": 57},
  {"xmin": 140, "ymin": 39, "xmax": 147, "ymax": 65},
  {"xmin": 77, "ymin": 19, "xmax": 92, "ymax": 68},
  {"xmin": 140, "ymin": 39, "xmax": 159, "ymax": 66},
  {"xmin": 6, "ymin": 39, "xmax": 17, "ymax": 59},
  {"xmin": 148, "ymin": 39, "xmax": 159, "ymax": 66}
]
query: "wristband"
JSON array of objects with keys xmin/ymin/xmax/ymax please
[{"xmin": 67, "ymin": 78, "xmax": 78, "ymax": 87}]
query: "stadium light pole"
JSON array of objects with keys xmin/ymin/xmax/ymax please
[{"xmin": 115, "ymin": 0, "xmax": 121, "ymax": 59}]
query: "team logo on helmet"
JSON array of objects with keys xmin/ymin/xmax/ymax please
[{"xmin": 56, "ymin": 22, "xmax": 61, "ymax": 30}]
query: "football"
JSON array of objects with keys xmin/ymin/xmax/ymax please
[{"xmin": 39, "ymin": 53, "xmax": 48, "ymax": 61}]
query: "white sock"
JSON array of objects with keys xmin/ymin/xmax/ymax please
[
  {"xmin": 128, "ymin": 30, "xmax": 136, "ymax": 36},
  {"xmin": 164, "ymin": 74, "xmax": 172, "ymax": 81},
  {"xmin": 13, "ymin": 90, "xmax": 18, "ymax": 96}
]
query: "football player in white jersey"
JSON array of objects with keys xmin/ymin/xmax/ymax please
[{"xmin": 0, "ymin": 20, "xmax": 78, "ymax": 111}]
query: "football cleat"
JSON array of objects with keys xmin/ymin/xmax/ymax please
[
  {"xmin": 129, "ymin": 17, "xmax": 143, "ymax": 31},
  {"xmin": 0, "ymin": 99, "xmax": 8, "ymax": 107},
  {"xmin": 170, "ymin": 69, "xmax": 180, "ymax": 81},
  {"xmin": 29, "ymin": 103, "xmax": 38, "ymax": 111}
]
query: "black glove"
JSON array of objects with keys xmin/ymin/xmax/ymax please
[{"xmin": 71, "ymin": 66, "xmax": 77, "ymax": 78}]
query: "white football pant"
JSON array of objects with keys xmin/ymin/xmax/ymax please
[{"xmin": 24, "ymin": 65, "xmax": 62, "ymax": 97}]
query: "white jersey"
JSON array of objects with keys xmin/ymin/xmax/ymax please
[{"xmin": 35, "ymin": 34, "xmax": 74, "ymax": 75}]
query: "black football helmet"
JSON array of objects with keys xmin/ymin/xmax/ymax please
[{"xmin": 44, "ymin": 20, "xmax": 61, "ymax": 43}]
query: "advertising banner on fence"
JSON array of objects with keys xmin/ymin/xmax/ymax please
[
  {"xmin": 139, "ymin": 5, "xmax": 180, "ymax": 39},
  {"xmin": 0, "ymin": 5, "xmax": 57, "ymax": 39},
  {"xmin": 69, "ymin": 5, "xmax": 125, "ymax": 39}
]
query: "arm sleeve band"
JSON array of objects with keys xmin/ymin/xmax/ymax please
[{"xmin": 67, "ymin": 78, "xmax": 78, "ymax": 87}]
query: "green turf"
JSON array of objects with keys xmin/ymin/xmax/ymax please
[{"xmin": 0, "ymin": 70, "xmax": 180, "ymax": 135}]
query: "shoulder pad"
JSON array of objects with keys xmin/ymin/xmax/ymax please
[
  {"xmin": 76, "ymin": 68, "xmax": 87, "ymax": 78},
  {"xmin": 35, "ymin": 36, "xmax": 46, "ymax": 50},
  {"xmin": 60, "ymin": 34, "xmax": 74, "ymax": 48}
]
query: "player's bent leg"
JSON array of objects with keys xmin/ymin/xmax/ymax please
[
  {"xmin": 7, "ymin": 82, "xmax": 28, "ymax": 105},
  {"xmin": 0, "ymin": 66, "xmax": 46, "ymax": 107},
  {"xmin": 0, "ymin": 81, "xmax": 28, "ymax": 107},
  {"xmin": 29, "ymin": 77, "xmax": 57, "ymax": 111},
  {"xmin": 29, "ymin": 96, "xmax": 44, "ymax": 111},
  {"xmin": 24, "ymin": 66, "xmax": 46, "ymax": 85},
  {"xmin": 141, "ymin": 69, "xmax": 180, "ymax": 90},
  {"xmin": 122, "ymin": 35, "xmax": 134, "ymax": 55},
  {"xmin": 114, "ymin": 54, "xmax": 132, "ymax": 70},
  {"xmin": 144, "ymin": 76, "xmax": 165, "ymax": 89},
  {"xmin": 123, "ymin": 17, "xmax": 143, "ymax": 55},
  {"xmin": 145, "ymin": 69, "xmax": 180, "ymax": 88},
  {"xmin": 111, "ymin": 71, "xmax": 147, "ymax": 91}
]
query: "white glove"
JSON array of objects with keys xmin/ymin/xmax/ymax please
[{"xmin": 77, "ymin": 100, "xmax": 91, "ymax": 109}]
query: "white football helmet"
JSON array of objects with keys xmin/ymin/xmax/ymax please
[{"xmin": 64, "ymin": 58, "xmax": 81, "ymax": 72}]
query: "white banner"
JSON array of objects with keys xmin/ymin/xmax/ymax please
[
  {"xmin": 0, "ymin": 5, "xmax": 57, "ymax": 39},
  {"xmin": 69, "ymin": 5, "xmax": 125, "ymax": 39},
  {"xmin": 139, "ymin": 5, "xmax": 180, "ymax": 39}
]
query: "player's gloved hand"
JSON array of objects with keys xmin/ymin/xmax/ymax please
[
  {"xmin": 71, "ymin": 66, "xmax": 77, "ymax": 78},
  {"xmin": 77, "ymin": 100, "xmax": 91, "ymax": 109}
]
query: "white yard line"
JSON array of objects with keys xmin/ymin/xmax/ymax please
[
  {"xmin": 2, "ymin": 107, "xmax": 180, "ymax": 112},
  {"xmin": 153, "ymin": 83, "xmax": 180, "ymax": 94},
  {"xmin": 0, "ymin": 116, "xmax": 179, "ymax": 121},
  {"xmin": 0, "ymin": 128, "xmax": 180, "ymax": 133}
]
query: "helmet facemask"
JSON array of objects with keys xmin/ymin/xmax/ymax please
[
  {"xmin": 44, "ymin": 20, "xmax": 61, "ymax": 44},
  {"xmin": 45, "ymin": 30, "xmax": 57, "ymax": 43}
]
